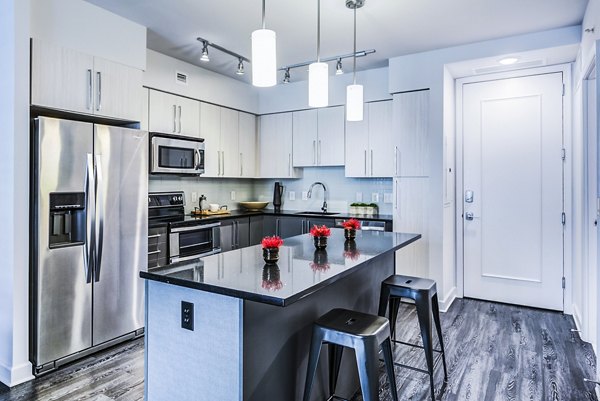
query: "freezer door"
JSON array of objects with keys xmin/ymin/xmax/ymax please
[
  {"xmin": 93, "ymin": 125, "xmax": 148, "ymax": 345},
  {"xmin": 33, "ymin": 117, "xmax": 94, "ymax": 366}
]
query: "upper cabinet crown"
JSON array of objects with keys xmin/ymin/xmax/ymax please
[
  {"xmin": 292, "ymin": 106, "xmax": 345, "ymax": 167},
  {"xmin": 148, "ymin": 90, "xmax": 200, "ymax": 138},
  {"xmin": 31, "ymin": 39, "xmax": 143, "ymax": 122}
]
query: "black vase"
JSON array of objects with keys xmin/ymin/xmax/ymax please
[
  {"xmin": 313, "ymin": 236, "xmax": 328, "ymax": 249},
  {"xmin": 263, "ymin": 247, "xmax": 280, "ymax": 263},
  {"xmin": 344, "ymin": 228, "xmax": 356, "ymax": 240}
]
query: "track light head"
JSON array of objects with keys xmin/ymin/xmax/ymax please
[
  {"xmin": 236, "ymin": 58, "xmax": 245, "ymax": 75},
  {"xmin": 200, "ymin": 41, "xmax": 210, "ymax": 62},
  {"xmin": 335, "ymin": 58, "xmax": 343, "ymax": 75},
  {"xmin": 283, "ymin": 68, "xmax": 291, "ymax": 84}
]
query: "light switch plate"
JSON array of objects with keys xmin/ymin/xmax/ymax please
[
  {"xmin": 191, "ymin": 192, "xmax": 198, "ymax": 203},
  {"xmin": 356, "ymin": 192, "xmax": 363, "ymax": 202},
  {"xmin": 302, "ymin": 191, "xmax": 308, "ymax": 201},
  {"xmin": 289, "ymin": 191, "xmax": 296, "ymax": 201},
  {"xmin": 384, "ymin": 193, "xmax": 393, "ymax": 203},
  {"xmin": 230, "ymin": 191, "xmax": 236, "ymax": 201},
  {"xmin": 371, "ymin": 193, "xmax": 380, "ymax": 203}
]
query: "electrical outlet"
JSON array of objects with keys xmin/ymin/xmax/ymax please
[
  {"xmin": 384, "ymin": 193, "xmax": 393, "ymax": 203},
  {"xmin": 371, "ymin": 193, "xmax": 380, "ymax": 203},
  {"xmin": 191, "ymin": 192, "xmax": 198, "ymax": 203},
  {"xmin": 356, "ymin": 192, "xmax": 363, "ymax": 202},
  {"xmin": 181, "ymin": 301, "xmax": 194, "ymax": 331},
  {"xmin": 289, "ymin": 191, "xmax": 296, "ymax": 201},
  {"xmin": 302, "ymin": 191, "xmax": 308, "ymax": 201},
  {"xmin": 230, "ymin": 191, "xmax": 236, "ymax": 201}
]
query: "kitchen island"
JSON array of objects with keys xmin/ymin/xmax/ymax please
[{"xmin": 141, "ymin": 229, "xmax": 420, "ymax": 401}]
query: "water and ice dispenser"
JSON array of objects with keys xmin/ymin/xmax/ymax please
[{"xmin": 48, "ymin": 192, "xmax": 86, "ymax": 248}]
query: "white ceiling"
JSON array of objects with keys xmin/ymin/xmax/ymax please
[{"xmin": 85, "ymin": 0, "xmax": 588, "ymax": 84}]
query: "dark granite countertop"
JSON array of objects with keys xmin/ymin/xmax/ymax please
[
  {"xmin": 178, "ymin": 208, "xmax": 393, "ymax": 225},
  {"xmin": 140, "ymin": 229, "xmax": 420, "ymax": 306}
]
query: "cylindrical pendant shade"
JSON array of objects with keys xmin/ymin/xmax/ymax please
[
  {"xmin": 251, "ymin": 29, "xmax": 277, "ymax": 87},
  {"xmin": 346, "ymin": 84, "xmax": 363, "ymax": 121},
  {"xmin": 308, "ymin": 62, "xmax": 328, "ymax": 107}
]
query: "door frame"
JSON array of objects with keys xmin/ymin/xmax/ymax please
[{"xmin": 455, "ymin": 64, "xmax": 573, "ymax": 313}]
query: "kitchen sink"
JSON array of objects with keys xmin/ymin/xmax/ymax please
[{"xmin": 295, "ymin": 211, "xmax": 339, "ymax": 216}]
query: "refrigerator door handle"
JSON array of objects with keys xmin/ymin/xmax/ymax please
[
  {"xmin": 84, "ymin": 153, "xmax": 94, "ymax": 283},
  {"xmin": 94, "ymin": 155, "xmax": 105, "ymax": 282}
]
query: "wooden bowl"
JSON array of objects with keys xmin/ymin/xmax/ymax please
[{"xmin": 239, "ymin": 201, "xmax": 269, "ymax": 211}]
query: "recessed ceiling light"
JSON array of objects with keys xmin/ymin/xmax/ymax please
[{"xmin": 499, "ymin": 57, "xmax": 518, "ymax": 65}]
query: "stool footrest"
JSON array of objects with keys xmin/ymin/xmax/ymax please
[
  {"xmin": 378, "ymin": 351, "xmax": 444, "ymax": 377},
  {"xmin": 391, "ymin": 338, "xmax": 444, "ymax": 354}
]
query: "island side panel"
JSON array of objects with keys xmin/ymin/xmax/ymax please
[
  {"xmin": 145, "ymin": 280, "xmax": 243, "ymax": 401},
  {"xmin": 243, "ymin": 252, "xmax": 395, "ymax": 401}
]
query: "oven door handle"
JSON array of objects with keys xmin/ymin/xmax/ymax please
[
  {"xmin": 170, "ymin": 249, "xmax": 221, "ymax": 264},
  {"xmin": 170, "ymin": 222, "xmax": 221, "ymax": 233}
]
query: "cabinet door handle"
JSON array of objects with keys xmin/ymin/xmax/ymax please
[
  {"xmin": 288, "ymin": 153, "xmax": 292, "ymax": 177},
  {"xmin": 87, "ymin": 69, "xmax": 93, "ymax": 110},
  {"xmin": 221, "ymin": 151, "xmax": 225, "ymax": 176},
  {"xmin": 96, "ymin": 71, "xmax": 102, "ymax": 111},
  {"xmin": 313, "ymin": 140, "xmax": 316, "ymax": 165},
  {"xmin": 276, "ymin": 219, "xmax": 280, "ymax": 236},
  {"xmin": 394, "ymin": 146, "xmax": 398, "ymax": 176},
  {"xmin": 217, "ymin": 151, "xmax": 221, "ymax": 176},
  {"xmin": 240, "ymin": 153, "xmax": 243, "ymax": 176},
  {"xmin": 178, "ymin": 105, "xmax": 182, "ymax": 133},
  {"xmin": 173, "ymin": 105, "xmax": 177, "ymax": 132},
  {"xmin": 364, "ymin": 149, "xmax": 367, "ymax": 176},
  {"xmin": 318, "ymin": 140, "xmax": 322, "ymax": 165},
  {"xmin": 370, "ymin": 149, "xmax": 374, "ymax": 176}
]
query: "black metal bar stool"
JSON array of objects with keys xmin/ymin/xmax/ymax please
[
  {"xmin": 378, "ymin": 275, "xmax": 448, "ymax": 401},
  {"xmin": 303, "ymin": 308, "xmax": 399, "ymax": 401}
]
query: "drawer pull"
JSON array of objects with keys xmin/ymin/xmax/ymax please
[
  {"xmin": 148, "ymin": 250, "xmax": 161, "ymax": 255},
  {"xmin": 148, "ymin": 234, "xmax": 162, "ymax": 239}
]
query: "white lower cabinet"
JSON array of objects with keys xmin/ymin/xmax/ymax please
[
  {"xmin": 31, "ymin": 39, "xmax": 142, "ymax": 122},
  {"xmin": 393, "ymin": 177, "xmax": 429, "ymax": 277},
  {"xmin": 259, "ymin": 113, "xmax": 302, "ymax": 178}
]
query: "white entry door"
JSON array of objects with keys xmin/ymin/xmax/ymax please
[{"xmin": 462, "ymin": 72, "xmax": 564, "ymax": 311}]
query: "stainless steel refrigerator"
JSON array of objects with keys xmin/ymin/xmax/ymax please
[{"xmin": 31, "ymin": 117, "xmax": 148, "ymax": 374}]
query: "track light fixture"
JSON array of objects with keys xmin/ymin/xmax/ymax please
[
  {"xmin": 283, "ymin": 68, "xmax": 291, "ymax": 84},
  {"xmin": 335, "ymin": 58, "xmax": 343, "ymax": 75},
  {"xmin": 236, "ymin": 58, "xmax": 245, "ymax": 75},
  {"xmin": 200, "ymin": 40, "xmax": 210, "ymax": 62}
]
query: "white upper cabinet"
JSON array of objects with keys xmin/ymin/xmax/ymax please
[
  {"xmin": 238, "ymin": 112, "xmax": 257, "ymax": 178},
  {"xmin": 292, "ymin": 110, "xmax": 318, "ymax": 167},
  {"xmin": 259, "ymin": 113, "xmax": 302, "ymax": 179},
  {"xmin": 200, "ymin": 102, "xmax": 221, "ymax": 177},
  {"xmin": 292, "ymin": 106, "xmax": 345, "ymax": 167},
  {"xmin": 148, "ymin": 90, "xmax": 200, "ymax": 138},
  {"xmin": 220, "ymin": 108, "xmax": 240, "ymax": 177},
  {"xmin": 31, "ymin": 39, "xmax": 142, "ymax": 122},
  {"xmin": 200, "ymin": 104, "xmax": 256, "ymax": 178},
  {"xmin": 393, "ymin": 90, "xmax": 429, "ymax": 177},
  {"xmin": 317, "ymin": 106, "xmax": 345, "ymax": 166},
  {"xmin": 345, "ymin": 100, "xmax": 393, "ymax": 177}
]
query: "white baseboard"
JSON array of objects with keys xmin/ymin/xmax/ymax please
[
  {"xmin": 439, "ymin": 286, "xmax": 458, "ymax": 312},
  {"xmin": 571, "ymin": 303, "xmax": 583, "ymax": 335},
  {"xmin": 0, "ymin": 360, "xmax": 34, "ymax": 387}
]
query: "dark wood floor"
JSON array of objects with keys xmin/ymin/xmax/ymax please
[{"xmin": 0, "ymin": 298, "xmax": 596, "ymax": 401}]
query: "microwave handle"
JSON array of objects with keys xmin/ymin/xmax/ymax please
[
  {"xmin": 170, "ymin": 222, "xmax": 221, "ymax": 233},
  {"xmin": 194, "ymin": 149, "xmax": 202, "ymax": 170}
]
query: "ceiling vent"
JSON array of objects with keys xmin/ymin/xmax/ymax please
[
  {"xmin": 176, "ymin": 71, "xmax": 188, "ymax": 85},
  {"xmin": 473, "ymin": 59, "xmax": 545, "ymax": 75}
]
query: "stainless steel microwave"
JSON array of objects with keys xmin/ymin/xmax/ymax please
[{"xmin": 150, "ymin": 133, "xmax": 205, "ymax": 175}]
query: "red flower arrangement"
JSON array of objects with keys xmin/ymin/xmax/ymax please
[
  {"xmin": 342, "ymin": 218, "xmax": 361, "ymax": 230},
  {"xmin": 309, "ymin": 225, "xmax": 331, "ymax": 237},
  {"xmin": 261, "ymin": 236, "xmax": 284, "ymax": 249},
  {"xmin": 309, "ymin": 261, "xmax": 331, "ymax": 272}
]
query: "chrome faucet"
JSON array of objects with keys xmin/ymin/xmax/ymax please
[{"xmin": 307, "ymin": 182, "xmax": 328, "ymax": 213}]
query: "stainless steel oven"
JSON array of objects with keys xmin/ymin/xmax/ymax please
[
  {"xmin": 169, "ymin": 222, "xmax": 221, "ymax": 263},
  {"xmin": 150, "ymin": 133, "xmax": 205, "ymax": 175}
]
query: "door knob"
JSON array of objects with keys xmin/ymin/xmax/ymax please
[{"xmin": 465, "ymin": 212, "xmax": 474, "ymax": 221}]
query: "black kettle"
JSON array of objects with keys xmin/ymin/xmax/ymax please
[{"xmin": 273, "ymin": 182, "xmax": 284, "ymax": 211}]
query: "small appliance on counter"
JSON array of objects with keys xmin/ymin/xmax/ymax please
[{"xmin": 273, "ymin": 182, "xmax": 284, "ymax": 211}]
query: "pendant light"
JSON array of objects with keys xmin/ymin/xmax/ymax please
[
  {"xmin": 346, "ymin": 0, "xmax": 364, "ymax": 121},
  {"xmin": 252, "ymin": 0, "xmax": 277, "ymax": 87},
  {"xmin": 309, "ymin": 0, "xmax": 328, "ymax": 107}
]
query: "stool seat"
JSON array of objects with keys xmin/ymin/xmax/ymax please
[
  {"xmin": 316, "ymin": 308, "xmax": 390, "ymax": 341},
  {"xmin": 382, "ymin": 274, "xmax": 436, "ymax": 292},
  {"xmin": 303, "ymin": 308, "xmax": 399, "ymax": 401}
]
